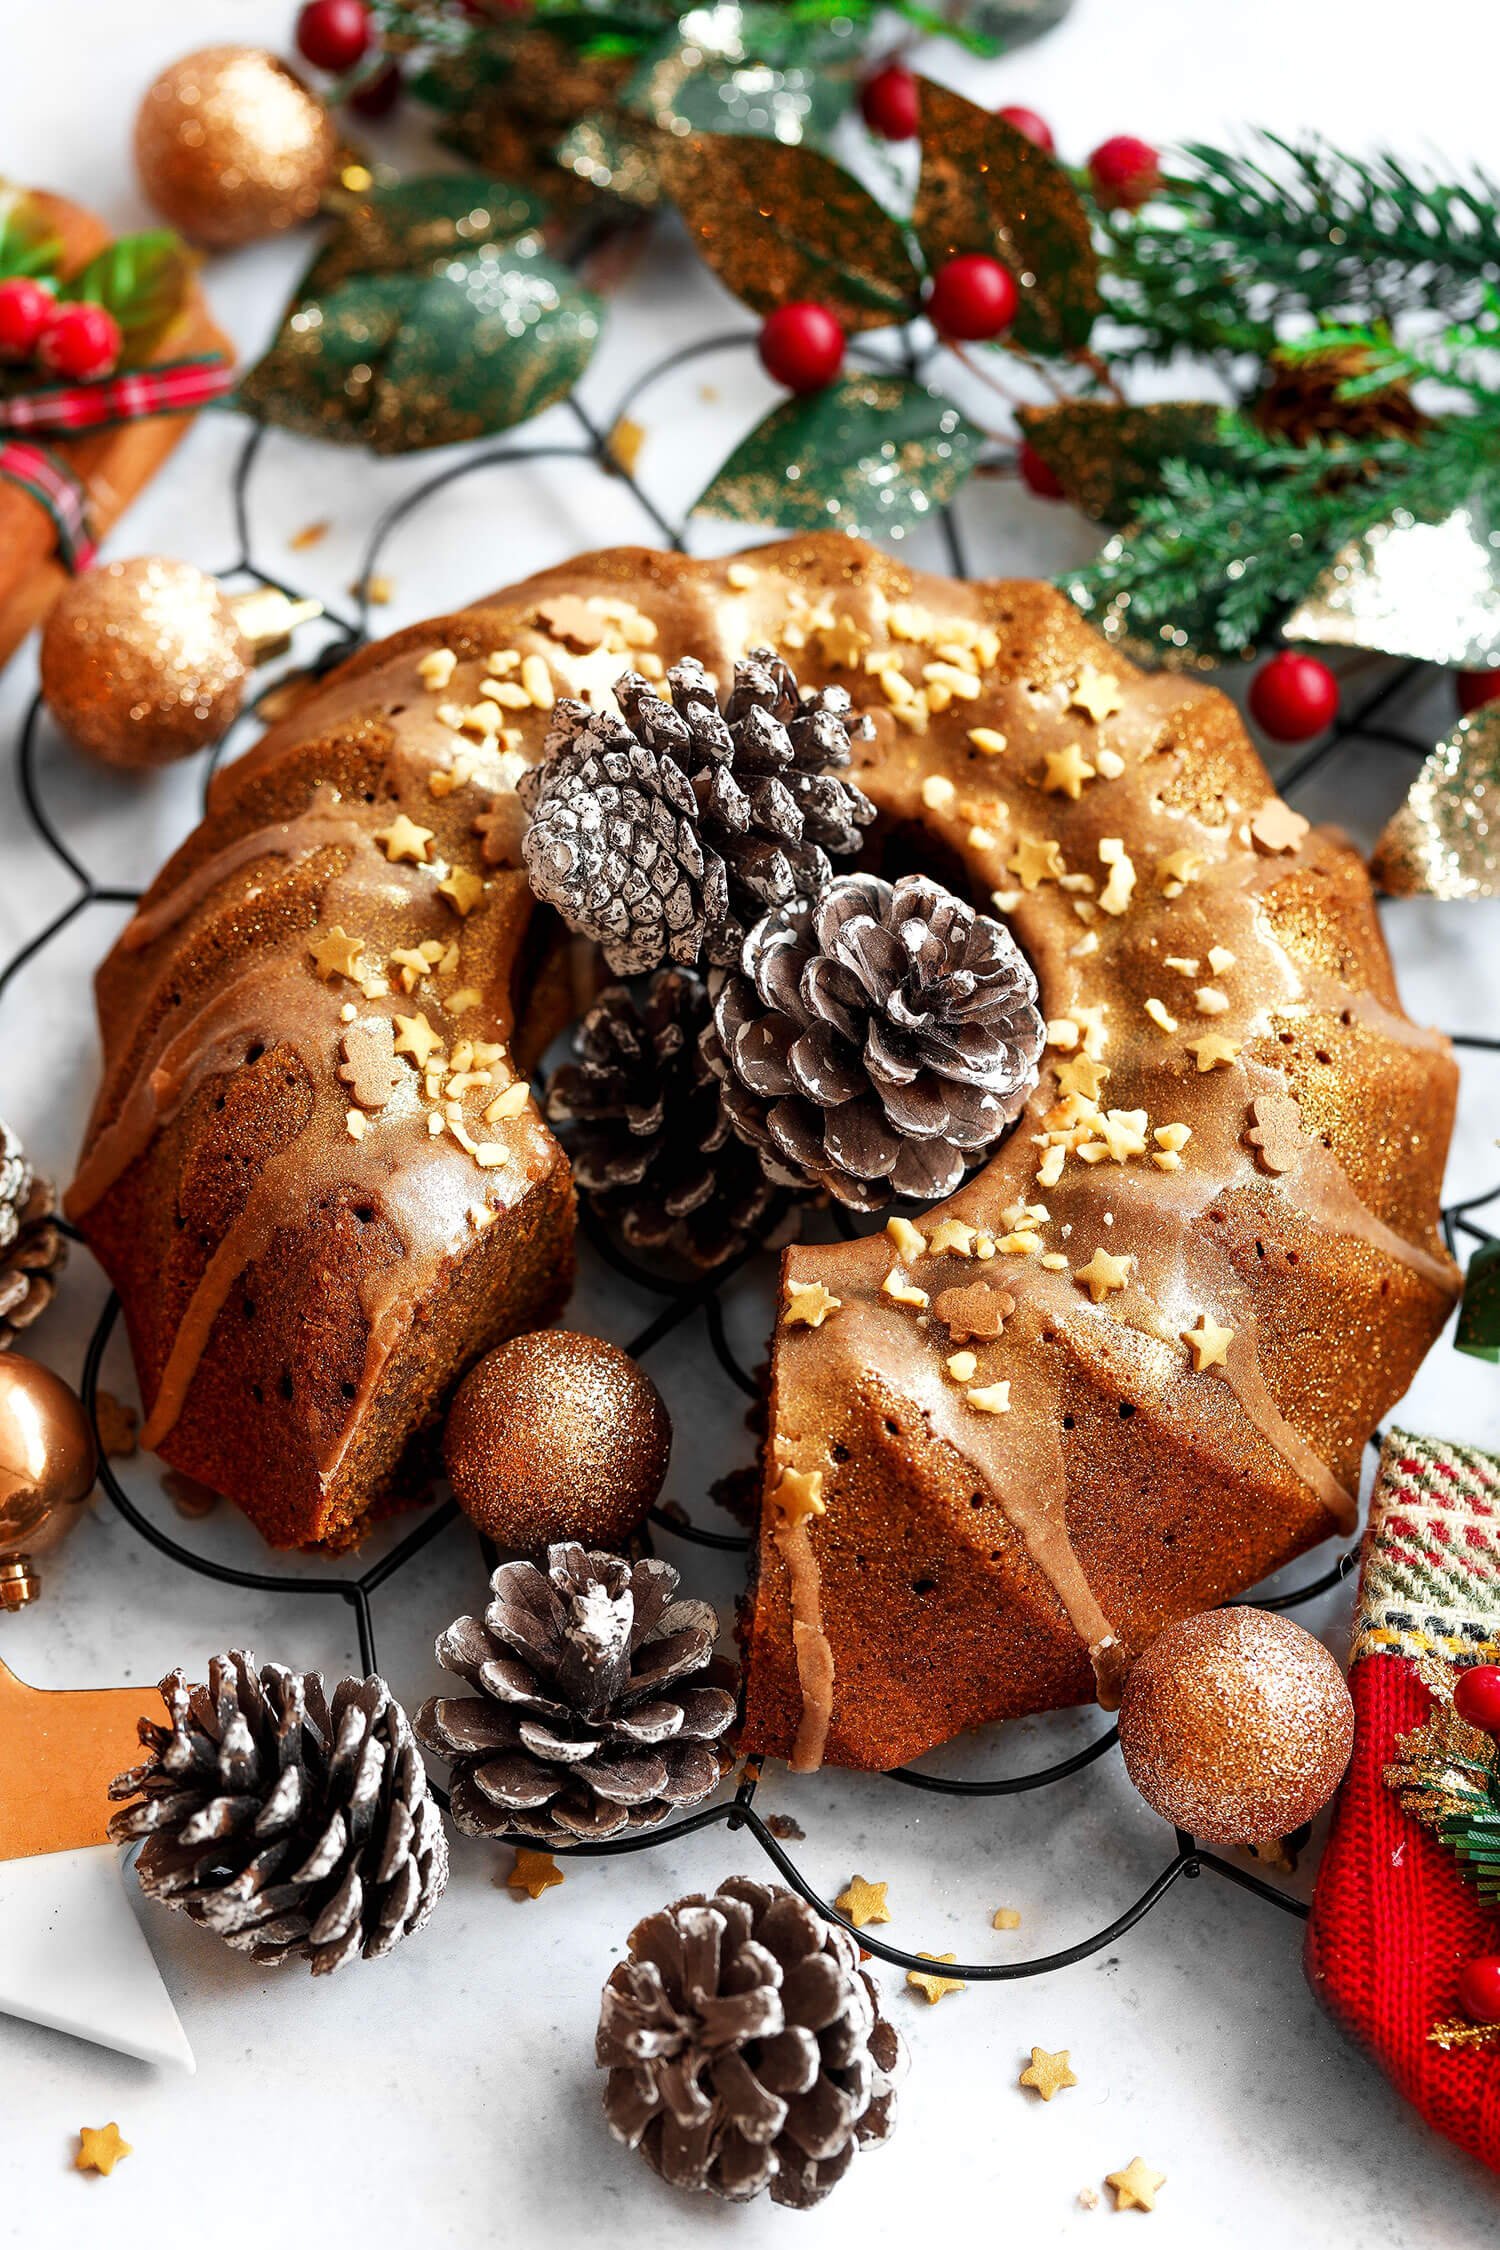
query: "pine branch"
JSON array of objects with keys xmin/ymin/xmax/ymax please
[{"xmin": 1101, "ymin": 134, "xmax": 1500, "ymax": 367}]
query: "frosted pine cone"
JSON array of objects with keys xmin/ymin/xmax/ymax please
[
  {"xmin": 108, "ymin": 1653, "xmax": 448, "ymax": 1974},
  {"xmin": 598, "ymin": 1875, "xmax": 905, "ymax": 2209},
  {"xmin": 518, "ymin": 650, "xmax": 874, "ymax": 975},
  {"xmin": 703, "ymin": 871, "xmax": 1045, "ymax": 1210},
  {"xmin": 416, "ymin": 1544, "xmax": 737, "ymax": 1844},
  {"xmin": 544, "ymin": 968, "xmax": 782, "ymax": 1267},
  {"xmin": 0, "ymin": 1119, "xmax": 65, "ymax": 1349}
]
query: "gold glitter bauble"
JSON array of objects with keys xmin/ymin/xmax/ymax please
[
  {"xmin": 40, "ymin": 558, "xmax": 251, "ymax": 771},
  {"xmin": 1118, "ymin": 1608, "xmax": 1354, "ymax": 1847},
  {"xmin": 444, "ymin": 1330, "xmax": 671, "ymax": 1554},
  {"xmin": 0, "ymin": 1354, "xmax": 97, "ymax": 1609},
  {"xmin": 134, "ymin": 46, "xmax": 335, "ymax": 250}
]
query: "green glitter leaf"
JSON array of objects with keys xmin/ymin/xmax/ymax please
[
  {"xmin": 1456, "ymin": 1239, "xmax": 1500, "ymax": 1363},
  {"xmin": 912, "ymin": 79, "xmax": 1099, "ymax": 354},
  {"xmin": 62, "ymin": 230, "xmax": 195, "ymax": 368},
  {"xmin": 309, "ymin": 174, "xmax": 549, "ymax": 290},
  {"xmin": 238, "ymin": 246, "xmax": 602, "ymax": 454},
  {"xmin": 1016, "ymin": 399, "xmax": 1234, "ymax": 525},
  {"xmin": 660, "ymin": 136, "xmax": 923, "ymax": 331},
  {"xmin": 693, "ymin": 374, "xmax": 980, "ymax": 539}
]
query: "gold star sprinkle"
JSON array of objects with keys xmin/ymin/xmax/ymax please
[
  {"xmin": 1182, "ymin": 1315, "xmax": 1235, "ymax": 1371},
  {"xmin": 373, "ymin": 813, "xmax": 435, "ymax": 865},
  {"xmin": 1074, "ymin": 1247, "xmax": 1132, "ymax": 1303},
  {"xmin": 906, "ymin": 1954, "xmax": 965, "ymax": 2004},
  {"xmin": 1041, "ymin": 742, "xmax": 1097, "ymax": 799},
  {"xmin": 1070, "ymin": 665, "xmax": 1124, "ymax": 723},
  {"xmin": 946, "ymin": 1350, "xmax": 978, "ymax": 1383},
  {"xmin": 1055, "ymin": 1053, "xmax": 1109, "ymax": 1103},
  {"xmin": 1007, "ymin": 835, "xmax": 1067, "ymax": 891},
  {"xmin": 836, "ymin": 1875, "xmax": 892, "ymax": 1929},
  {"xmin": 308, "ymin": 925, "xmax": 366, "ymax": 981},
  {"xmin": 1186, "ymin": 1033, "xmax": 1241, "ymax": 1072},
  {"xmin": 785, "ymin": 1280, "xmax": 842, "ymax": 1329},
  {"xmin": 817, "ymin": 615, "xmax": 872, "ymax": 669},
  {"xmin": 1106, "ymin": 2158, "xmax": 1166, "ymax": 2213},
  {"xmin": 1019, "ymin": 2046, "xmax": 1078, "ymax": 2102},
  {"xmin": 437, "ymin": 867, "xmax": 486, "ymax": 917},
  {"xmin": 775, "ymin": 1464, "xmax": 826, "ymax": 1529},
  {"xmin": 508, "ymin": 1848, "xmax": 564, "ymax": 1900},
  {"xmin": 393, "ymin": 1011, "xmax": 443, "ymax": 1069},
  {"xmin": 928, "ymin": 1218, "xmax": 977, "ymax": 1258},
  {"xmin": 75, "ymin": 2124, "xmax": 132, "ymax": 2177}
]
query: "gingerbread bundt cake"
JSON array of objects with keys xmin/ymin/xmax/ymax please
[{"xmin": 70, "ymin": 538, "xmax": 1458, "ymax": 1761}]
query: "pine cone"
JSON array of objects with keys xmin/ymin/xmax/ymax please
[
  {"xmin": 1251, "ymin": 343, "xmax": 1428, "ymax": 451},
  {"xmin": 704, "ymin": 871, "xmax": 1045, "ymax": 1211},
  {"xmin": 518, "ymin": 650, "xmax": 874, "ymax": 976},
  {"xmin": 544, "ymin": 968, "xmax": 782, "ymax": 1267},
  {"xmin": 0, "ymin": 1120, "xmax": 65, "ymax": 1349},
  {"xmin": 107, "ymin": 1654, "xmax": 448, "ymax": 1975},
  {"xmin": 416, "ymin": 1544, "xmax": 737, "ymax": 1845},
  {"xmin": 597, "ymin": 1874, "xmax": 905, "ymax": 2209}
]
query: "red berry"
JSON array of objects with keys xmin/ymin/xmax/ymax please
[
  {"xmin": 1458, "ymin": 1955, "xmax": 1500, "ymax": 2025},
  {"xmin": 1247, "ymin": 651, "xmax": 1339, "ymax": 744},
  {"xmin": 36, "ymin": 301, "xmax": 122, "ymax": 382},
  {"xmin": 860, "ymin": 64, "xmax": 920, "ymax": 142},
  {"xmin": 1457, "ymin": 668, "xmax": 1500, "ymax": 716},
  {"xmin": 996, "ymin": 105, "xmax": 1054, "ymax": 154},
  {"xmin": 0, "ymin": 277, "xmax": 55, "ymax": 361},
  {"xmin": 1018, "ymin": 441, "xmax": 1065, "ymax": 500},
  {"xmin": 1454, "ymin": 1665, "xmax": 1500, "ymax": 1734},
  {"xmin": 349, "ymin": 57, "xmax": 403, "ymax": 116},
  {"xmin": 759, "ymin": 303, "xmax": 845, "ymax": 395},
  {"xmin": 295, "ymin": 0, "xmax": 373, "ymax": 72},
  {"xmin": 927, "ymin": 254, "xmax": 1019, "ymax": 343},
  {"xmin": 1089, "ymin": 134, "xmax": 1162, "ymax": 212}
]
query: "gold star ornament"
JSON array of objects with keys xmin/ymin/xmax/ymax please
[
  {"xmin": 906, "ymin": 1953, "xmax": 965, "ymax": 2004},
  {"xmin": 507, "ymin": 1848, "xmax": 564, "ymax": 1900},
  {"xmin": 76, "ymin": 2123, "xmax": 132, "ymax": 2177},
  {"xmin": 1106, "ymin": 2157, "xmax": 1166, "ymax": 2212},
  {"xmin": 835, "ymin": 1875, "xmax": 891, "ymax": 1930},
  {"xmin": 1019, "ymin": 2046, "xmax": 1078, "ymax": 2102}
]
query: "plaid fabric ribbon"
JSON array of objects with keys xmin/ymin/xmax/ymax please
[{"xmin": 0, "ymin": 354, "xmax": 235, "ymax": 573}]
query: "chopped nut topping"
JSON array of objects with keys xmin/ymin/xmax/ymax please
[
  {"xmin": 483, "ymin": 1081, "xmax": 530, "ymax": 1123},
  {"xmin": 886, "ymin": 1216, "xmax": 928, "ymax": 1260},
  {"xmin": 1155, "ymin": 848, "xmax": 1204, "ymax": 896},
  {"xmin": 521, "ymin": 654, "xmax": 555, "ymax": 710},
  {"xmin": 946, "ymin": 1350, "xmax": 979, "ymax": 1383},
  {"xmin": 1194, "ymin": 986, "xmax": 1230, "ymax": 1016},
  {"xmin": 725, "ymin": 561, "xmax": 758, "ymax": 591},
  {"xmin": 966, "ymin": 1382, "xmax": 1012, "ymax": 1414},
  {"xmin": 417, "ymin": 648, "xmax": 457, "ymax": 691},
  {"xmin": 921, "ymin": 774, "xmax": 957, "ymax": 812},
  {"xmin": 1145, "ymin": 998, "xmax": 1178, "ymax": 1034},
  {"xmin": 1208, "ymin": 945, "xmax": 1236, "ymax": 975},
  {"xmin": 882, "ymin": 1268, "xmax": 929, "ymax": 1310},
  {"xmin": 967, "ymin": 726, "xmax": 1008, "ymax": 757},
  {"xmin": 1164, "ymin": 955, "xmax": 1200, "ymax": 977},
  {"xmin": 1097, "ymin": 838, "xmax": 1136, "ymax": 916},
  {"xmin": 346, "ymin": 1109, "xmax": 366, "ymax": 1141}
]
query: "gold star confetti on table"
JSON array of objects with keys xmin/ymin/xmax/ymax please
[
  {"xmin": 906, "ymin": 1953, "xmax": 965, "ymax": 2004},
  {"xmin": 836, "ymin": 1875, "xmax": 891, "ymax": 1930},
  {"xmin": 507, "ymin": 1848, "xmax": 564, "ymax": 1900},
  {"xmin": 75, "ymin": 2124, "xmax": 132, "ymax": 2177},
  {"xmin": 437, "ymin": 867, "xmax": 486, "ymax": 917},
  {"xmin": 1074, "ymin": 1247, "xmax": 1132, "ymax": 1303},
  {"xmin": 374, "ymin": 813, "xmax": 435, "ymax": 864},
  {"xmin": 1181, "ymin": 1315, "xmax": 1235, "ymax": 1372},
  {"xmin": 1186, "ymin": 1033, "xmax": 1241, "ymax": 1072},
  {"xmin": 308, "ymin": 925, "xmax": 366, "ymax": 981},
  {"xmin": 1041, "ymin": 742, "xmax": 1097, "ymax": 799},
  {"xmin": 393, "ymin": 1011, "xmax": 443, "ymax": 1068},
  {"xmin": 1019, "ymin": 2046, "xmax": 1078, "ymax": 2102},
  {"xmin": 774, "ymin": 1465, "xmax": 826, "ymax": 1528},
  {"xmin": 1106, "ymin": 2157, "xmax": 1166, "ymax": 2212},
  {"xmin": 784, "ymin": 1280, "xmax": 842, "ymax": 1329},
  {"xmin": 1070, "ymin": 665, "xmax": 1124, "ymax": 723},
  {"xmin": 992, "ymin": 1906, "xmax": 1021, "ymax": 1930}
]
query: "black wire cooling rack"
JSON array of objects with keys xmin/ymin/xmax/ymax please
[{"xmin": 4, "ymin": 332, "xmax": 1498, "ymax": 1989}]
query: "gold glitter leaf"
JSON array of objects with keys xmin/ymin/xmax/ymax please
[
  {"xmin": 1016, "ymin": 399, "xmax": 1231, "ymax": 525},
  {"xmin": 911, "ymin": 81, "xmax": 1099, "ymax": 354},
  {"xmin": 1372, "ymin": 705, "xmax": 1500, "ymax": 901},
  {"xmin": 693, "ymin": 376, "xmax": 980, "ymax": 540},
  {"xmin": 659, "ymin": 136, "xmax": 923, "ymax": 332}
]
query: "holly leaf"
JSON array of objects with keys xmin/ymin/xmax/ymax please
[
  {"xmin": 0, "ymin": 185, "xmax": 61, "ymax": 283},
  {"xmin": 659, "ymin": 136, "xmax": 923, "ymax": 331},
  {"xmin": 693, "ymin": 374, "xmax": 980, "ymax": 539},
  {"xmin": 239, "ymin": 247, "xmax": 602, "ymax": 454},
  {"xmin": 308, "ymin": 174, "xmax": 549, "ymax": 290},
  {"xmin": 1457, "ymin": 1238, "xmax": 1500, "ymax": 1364},
  {"xmin": 1016, "ymin": 399, "xmax": 1235, "ymax": 523},
  {"xmin": 912, "ymin": 79, "xmax": 1099, "ymax": 354},
  {"xmin": 61, "ymin": 230, "xmax": 194, "ymax": 366}
]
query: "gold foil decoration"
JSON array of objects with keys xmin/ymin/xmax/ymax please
[
  {"xmin": 1285, "ymin": 506, "xmax": 1500, "ymax": 668},
  {"xmin": 1429, "ymin": 2017, "xmax": 1500, "ymax": 2055},
  {"xmin": 1372, "ymin": 706, "xmax": 1500, "ymax": 900}
]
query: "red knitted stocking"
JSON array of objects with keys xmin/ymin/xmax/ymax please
[{"xmin": 1306, "ymin": 1429, "xmax": 1500, "ymax": 2170}]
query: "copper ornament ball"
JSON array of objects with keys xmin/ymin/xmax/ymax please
[
  {"xmin": 40, "ymin": 558, "xmax": 251, "ymax": 771},
  {"xmin": 444, "ymin": 1331, "xmax": 671, "ymax": 1554},
  {"xmin": 134, "ymin": 46, "xmax": 336, "ymax": 250},
  {"xmin": 1118, "ymin": 1607, "xmax": 1354, "ymax": 1847},
  {"xmin": 0, "ymin": 1354, "xmax": 98, "ymax": 1609}
]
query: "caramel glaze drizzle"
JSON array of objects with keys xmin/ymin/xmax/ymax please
[{"xmin": 67, "ymin": 644, "xmax": 558, "ymax": 1484}]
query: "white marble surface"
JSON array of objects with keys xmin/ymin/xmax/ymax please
[{"xmin": 3, "ymin": 0, "xmax": 1500, "ymax": 2241}]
